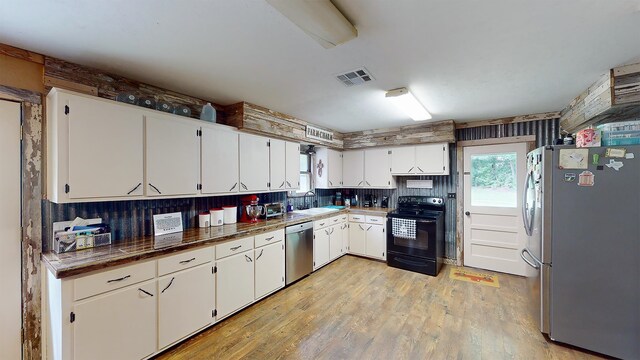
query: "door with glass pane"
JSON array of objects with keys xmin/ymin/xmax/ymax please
[{"xmin": 463, "ymin": 143, "xmax": 528, "ymax": 275}]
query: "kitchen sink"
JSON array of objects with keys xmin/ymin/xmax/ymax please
[{"xmin": 292, "ymin": 207, "xmax": 340, "ymax": 216}]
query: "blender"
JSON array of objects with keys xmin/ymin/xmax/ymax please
[{"xmin": 240, "ymin": 195, "xmax": 265, "ymax": 223}]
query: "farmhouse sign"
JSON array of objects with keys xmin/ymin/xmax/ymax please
[{"xmin": 306, "ymin": 125, "xmax": 334, "ymax": 141}]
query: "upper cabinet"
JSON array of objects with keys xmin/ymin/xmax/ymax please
[
  {"xmin": 390, "ymin": 143, "xmax": 449, "ymax": 176},
  {"xmin": 48, "ymin": 88, "xmax": 144, "ymax": 203},
  {"xmin": 342, "ymin": 149, "xmax": 395, "ymax": 189},
  {"xmin": 269, "ymin": 138, "xmax": 287, "ymax": 191},
  {"xmin": 342, "ymin": 150, "xmax": 364, "ymax": 187},
  {"xmin": 315, "ymin": 148, "xmax": 342, "ymax": 189},
  {"xmin": 285, "ymin": 142, "xmax": 300, "ymax": 190},
  {"xmin": 145, "ymin": 115, "xmax": 200, "ymax": 197},
  {"xmin": 201, "ymin": 125, "xmax": 239, "ymax": 195},
  {"xmin": 239, "ymin": 133, "xmax": 270, "ymax": 192}
]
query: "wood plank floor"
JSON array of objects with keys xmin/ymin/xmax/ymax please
[{"xmin": 156, "ymin": 256, "xmax": 605, "ymax": 360}]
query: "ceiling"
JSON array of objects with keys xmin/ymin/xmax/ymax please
[{"xmin": 2, "ymin": 1, "xmax": 640, "ymax": 132}]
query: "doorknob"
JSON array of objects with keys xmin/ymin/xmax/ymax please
[{"xmin": 465, "ymin": 211, "xmax": 470, "ymax": 216}]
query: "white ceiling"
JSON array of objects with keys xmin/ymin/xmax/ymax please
[{"xmin": 2, "ymin": 0, "xmax": 640, "ymax": 132}]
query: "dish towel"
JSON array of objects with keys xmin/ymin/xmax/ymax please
[{"xmin": 392, "ymin": 218, "xmax": 416, "ymax": 239}]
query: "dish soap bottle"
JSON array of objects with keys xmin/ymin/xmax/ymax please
[{"xmin": 200, "ymin": 102, "xmax": 216, "ymax": 122}]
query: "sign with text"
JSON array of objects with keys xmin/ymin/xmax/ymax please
[
  {"xmin": 306, "ymin": 125, "xmax": 334, "ymax": 142},
  {"xmin": 153, "ymin": 212, "xmax": 183, "ymax": 236}
]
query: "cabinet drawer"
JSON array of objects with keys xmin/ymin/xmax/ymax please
[
  {"xmin": 157, "ymin": 246, "xmax": 214, "ymax": 276},
  {"xmin": 255, "ymin": 229, "xmax": 284, "ymax": 248},
  {"xmin": 349, "ymin": 214, "xmax": 365, "ymax": 223},
  {"xmin": 314, "ymin": 218, "xmax": 331, "ymax": 229},
  {"xmin": 366, "ymin": 215, "xmax": 386, "ymax": 224},
  {"xmin": 216, "ymin": 237, "xmax": 254, "ymax": 259},
  {"xmin": 74, "ymin": 260, "xmax": 156, "ymax": 301}
]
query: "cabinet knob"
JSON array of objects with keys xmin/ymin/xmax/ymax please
[{"xmin": 465, "ymin": 211, "xmax": 470, "ymax": 216}]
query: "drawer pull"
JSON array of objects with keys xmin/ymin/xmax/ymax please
[
  {"xmin": 148, "ymin": 183, "xmax": 162, "ymax": 194},
  {"xmin": 367, "ymin": 226, "xmax": 372, "ymax": 231},
  {"xmin": 230, "ymin": 245, "xmax": 242, "ymax": 251},
  {"xmin": 256, "ymin": 249, "xmax": 264, "ymax": 261},
  {"xmin": 107, "ymin": 275, "xmax": 131, "ymax": 283},
  {"xmin": 265, "ymin": 236, "xmax": 274, "ymax": 241},
  {"xmin": 127, "ymin": 182, "xmax": 142, "ymax": 195},
  {"xmin": 333, "ymin": 219, "xmax": 338, "ymax": 222},
  {"xmin": 359, "ymin": 225, "xmax": 365, "ymax": 230},
  {"xmin": 245, "ymin": 255, "xmax": 253, "ymax": 262},
  {"xmin": 319, "ymin": 222, "xmax": 325, "ymax": 226},
  {"xmin": 161, "ymin": 277, "xmax": 175, "ymax": 293},
  {"xmin": 229, "ymin": 183, "xmax": 238, "ymax": 192},
  {"xmin": 179, "ymin": 257, "xmax": 196, "ymax": 264},
  {"xmin": 138, "ymin": 288, "xmax": 154, "ymax": 297}
]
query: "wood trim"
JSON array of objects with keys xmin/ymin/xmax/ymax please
[
  {"xmin": 455, "ymin": 112, "xmax": 561, "ymax": 129},
  {"xmin": 44, "ymin": 76, "xmax": 98, "ymax": 96},
  {"xmin": 0, "ymin": 43, "xmax": 44, "ymax": 64},
  {"xmin": 0, "ymin": 85, "xmax": 42, "ymax": 104},
  {"xmin": 455, "ymin": 142, "xmax": 464, "ymax": 266},
  {"xmin": 342, "ymin": 120, "xmax": 455, "ymax": 149},
  {"xmin": 457, "ymin": 135, "xmax": 536, "ymax": 147}
]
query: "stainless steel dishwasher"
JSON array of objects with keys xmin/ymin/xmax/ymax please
[{"xmin": 285, "ymin": 221, "xmax": 314, "ymax": 285}]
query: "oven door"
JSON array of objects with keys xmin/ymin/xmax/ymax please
[{"xmin": 386, "ymin": 216, "xmax": 437, "ymax": 259}]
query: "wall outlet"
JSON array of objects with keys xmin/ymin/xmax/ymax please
[{"xmin": 447, "ymin": 193, "xmax": 456, "ymax": 199}]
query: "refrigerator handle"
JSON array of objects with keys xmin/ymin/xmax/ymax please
[
  {"xmin": 521, "ymin": 248, "xmax": 540, "ymax": 269},
  {"xmin": 522, "ymin": 170, "xmax": 533, "ymax": 236}
]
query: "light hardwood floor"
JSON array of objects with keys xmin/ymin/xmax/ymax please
[{"xmin": 156, "ymin": 256, "xmax": 605, "ymax": 360}]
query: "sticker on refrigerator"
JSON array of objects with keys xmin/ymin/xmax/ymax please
[
  {"xmin": 559, "ymin": 149, "xmax": 589, "ymax": 169},
  {"xmin": 605, "ymin": 148, "xmax": 627, "ymax": 158},
  {"xmin": 564, "ymin": 173, "xmax": 576, "ymax": 182},
  {"xmin": 605, "ymin": 159, "xmax": 624, "ymax": 171},
  {"xmin": 578, "ymin": 171, "xmax": 595, "ymax": 187},
  {"xmin": 625, "ymin": 153, "xmax": 635, "ymax": 159}
]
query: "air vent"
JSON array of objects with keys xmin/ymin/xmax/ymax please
[{"xmin": 335, "ymin": 67, "xmax": 374, "ymax": 87}]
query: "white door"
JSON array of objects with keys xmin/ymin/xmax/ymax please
[
  {"xmin": 366, "ymin": 224, "xmax": 386, "ymax": 260},
  {"xmin": 158, "ymin": 264, "xmax": 215, "ymax": 349},
  {"xmin": 269, "ymin": 139, "xmax": 287, "ymax": 191},
  {"xmin": 313, "ymin": 228, "xmax": 330, "ymax": 270},
  {"xmin": 285, "ymin": 141, "xmax": 300, "ymax": 190},
  {"xmin": 66, "ymin": 93, "xmax": 144, "ymax": 199},
  {"xmin": 390, "ymin": 146, "xmax": 415, "ymax": 174},
  {"xmin": 328, "ymin": 149, "xmax": 343, "ymax": 187},
  {"xmin": 239, "ymin": 134, "xmax": 269, "ymax": 192},
  {"xmin": 73, "ymin": 280, "xmax": 157, "ymax": 360},
  {"xmin": 145, "ymin": 115, "xmax": 200, "ymax": 196},
  {"xmin": 0, "ymin": 100, "xmax": 21, "ymax": 360},
  {"xmin": 254, "ymin": 242, "xmax": 285, "ymax": 300},
  {"xmin": 348, "ymin": 224, "xmax": 366, "ymax": 255},
  {"xmin": 201, "ymin": 128, "xmax": 239, "ymax": 194},
  {"xmin": 342, "ymin": 150, "xmax": 364, "ymax": 187},
  {"xmin": 329, "ymin": 224, "xmax": 343, "ymax": 260},
  {"xmin": 463, "ymin": 143, "xmax": 528, "ymax": 275},
  {"xmin": 415, "ymin": 143, "xmax": 447, "ymax": 174},
  {"xmin": 364, "ymin": 148, "xmax": 391, "ymax": 187},
  {"xmin": 216, "ymin": 251, "xmax": 254, "ymax": 319}
]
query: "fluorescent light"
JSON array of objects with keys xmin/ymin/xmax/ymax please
[
  {"xmin": 385, "ymin": 88, "xmax": 432, "ymax": 121},
  {"xmin": 266, "ymin": 0, "xmax": 357, "ymax": 49}
]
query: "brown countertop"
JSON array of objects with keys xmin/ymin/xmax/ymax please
[{"xmin": 43, "ymin": 207, "xmax": 392, "ymax": 279}]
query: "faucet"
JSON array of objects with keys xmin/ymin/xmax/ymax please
[{"xmin": 303, "ymin": 190, "xmax": 316, "ymax": 210}]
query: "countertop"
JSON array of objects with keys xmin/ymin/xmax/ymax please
[{"xmin": 42, "ymin": 207, "xmax": 393, "ymax": 279}]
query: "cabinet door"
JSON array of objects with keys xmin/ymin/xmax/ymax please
[
  {"xmin": 73, "ymin": 280, "xmax": 156, "ymax": 360},
  {"xmin": 158, "ymin": 264, "xmax": 215, "ymax": 349},
  {"xmin": 145, "ymin": 115, "xmax": 200, "ymax": 197},
  {"xmin": 415, "ymin": 143, "xmax": 447, "ymax": 174},
  {"xmin": 313, "ymin": 229, "xmax": 330, "ymax": 270},
  {"xmin": 342, "ymin": 223, "xmax": 349, "ymax": 257},
  {"xmin": 269, "ymin": 139, "xmax": 287, "ymax": 191},
  {"xmin": 255, "ymin": 242, "xmax": 285, "ymax": 300},
  {"xmin": 201, "ymin": 128, "xmax": 239, "ymax": 194},
  {"xmin": 391, "ymin": 146, "xmax": 416, "ymax": 174},
  {"xmin": 239, "ymin": 134, "xmax": 270, "ymax": 192},
  {"xmin": 66, "ymin": 93, "xmax": 144, "ymax": 199},
  {"xmin": 366, "ymin": 224, "xmax": 386, "ymax": 260},
  {"xmin": 342, "ymin": 150, "xmax": 364, "ymax": 187},
  {"xmin": 285, "ymin": 142, "xmax": 300, "ymax": 190},
  {"xmin": 328, "ymin": 149, "xmax": 343, "ymax": 188},
  {"xmin": 364, "ymin": 148, "xmax": 392, "ymax": 187},
  {"xmin": 348, "ymin": 224, "xmax": 366, "ymax": 255},
  {"xmin": 329, "ymin": 224, "xmax": 343, "ymax": 261},
  {"xmin": 216, "ymin": 250, "xmax": 254, "ymax": 319}
]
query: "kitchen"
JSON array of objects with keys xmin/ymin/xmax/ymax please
[{"xmin": 1, "ymin": 1, "xmax": 639, "ymax": 359}]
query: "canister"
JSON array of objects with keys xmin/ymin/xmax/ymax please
[{"xmin": 210, "ymin": 208, "xmax": 224, "ymax": 226}]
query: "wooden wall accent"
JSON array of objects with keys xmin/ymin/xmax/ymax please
[
  {"xmin": 0, "ymin": 44, "xmax": 44, "ymax": 93},
  {"xmin": 455, "ymin": 111, "xmax": 561, "ymax": 129},
  {"xmin": 342, "ymin": 120, "xmax": 455, "ymax": 149},
  {"xmin": 222, "ymin": 102, "xmax": 344, "ymax": 148}
]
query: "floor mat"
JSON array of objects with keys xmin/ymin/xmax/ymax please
[{"xmin": 449, "ymin": 267, "xmax": 500, "ymax": 288}]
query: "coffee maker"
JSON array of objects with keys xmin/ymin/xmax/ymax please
[
  {"xmin": 240, "ymin": 195, "xmax": 265, "ymax": 223},
  {"xmin": 363, "ymin": 194, "xmax": 378, "ymax": 207}
]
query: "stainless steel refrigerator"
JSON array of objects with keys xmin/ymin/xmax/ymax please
[{"xmin": 522, "ymin": 145, "xmax": 639, "ymax": 359}]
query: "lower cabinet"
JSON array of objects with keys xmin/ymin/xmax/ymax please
[
  {"xmin": 365, "ymin": 224, "xmax": 386, "ymax": 260},
  {"xmin": 216, "ymin": 250, "xmax": 255, "ymax": 319},
  {"xmin": 342, "ymin": 222, "xmax": 349, "ymax": 254},
  {"xmin": 329, "ymin": 224, "xmax": 343, "ymax": 261},
  {"xmin": 313, "ymin": 228, "xmax": 331, "ymax": 270},
  {"xmin": 158, "ymin": 263, "xmax": 215, "ymax": 349},
  {"xmin": 73, "ymin": 279, "xmax": 157, "ymax": 360},
  {"xmin": 347, "ymin": 215, "xmax": 387, "ymax": 260},
  {"xmin": 348, "ymin": 223, "xmax": 366, "ymax": 255},
  {"xmin": 255, "ymin": 242, "xmax": 285, "ymax": 300}
]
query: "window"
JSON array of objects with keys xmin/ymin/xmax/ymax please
[
  {"xmin": 298, "ymin": 153, "xmax": 312, "ymax": 194},
  {"xmin": 470, "ymin": 152, "xmax": 517, "ymax": 207}
]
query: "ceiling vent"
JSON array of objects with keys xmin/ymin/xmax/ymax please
[{"xmin": 335, "ymin": 67, "xmax": 374, "ymax": 87}]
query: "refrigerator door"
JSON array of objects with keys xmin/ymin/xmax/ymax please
[{"xmin": 550, "ymin": 145, "xmax": 640, "ymax": 359}]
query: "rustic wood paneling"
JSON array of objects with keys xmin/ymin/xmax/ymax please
[
  {"xmin": 455, "ymin": 112, "xmax": 561, "ymax": 129},
  {"xmin": 222, "ymin": 102, "xmax": 344, "ymax": 148},
  {"xmin": 0, "ymin": 54, "xmax": 44, "ymax": 93},
  {"xmin": 342, "ymin": 120, "xmax": 455, "ymax": 149},
  {"xmin": 44, "ymin": 76, "xmax": 98, "ymax": 96},
  {"xmin": 457, "ymin": 135, "xmax": 536, "ymax": 147},
  {"xmin": 0, "ymin": 85, "xmax": 42, "ymax": 104},
  {"xmin": 0, "ymin": 43, "xmax": 44, "ymax": 64}
]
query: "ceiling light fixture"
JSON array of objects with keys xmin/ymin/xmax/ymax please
[
  {"xmin": 385, "ymin": 88, "xmax": 432, "ymax": 121},
  {"xmin": 266, "ymin": 0, "xmax": 357, "ymax": 49}
]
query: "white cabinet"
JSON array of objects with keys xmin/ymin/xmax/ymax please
[
  {"xmin": 365, "ymin": 224, "xmax": 386, "ymax": 260},
  {"xmin": 391, "ymin": 143, "xmax": 449, "ymax": 175},
  {"xmin": 348, "ymin": 223, "xmax": 366, "ymax": 255},
  {"xmin": 313, "ymin": 228, "xmax": 331, "ymax": 270},
  {"xmin": 48, "ymin": 88, "xmax": 144, "ymax": 202},
  {"xmin": 158, "ymin": 263, "xmax": 215, "ymax": 349},
  {"xmin": 201, "ymin": 126, "xmax": 239, "ymax": 194},
  {"xmin": 342, "ymin": 222, "xmax": 349, "ymax": 255},
  {"xmin": 364, "ymin": 148, "xmax": 394, "ymax": 188},
  {"xmin": 254, "ymin": 242, "xmax": 285, "ymax": 300},
  {"xmin": 216, "ymin": 250, "xmax": 255, "ymax": 319},
  {"xmin": 239, "ymin": 133, "xmax": 270, "ymax": 192},
  {"xmin": 329, "ymin": 224, "xmax": 343, "ymax": 260},
  {"xmin": 348, "ymin": 215, "xmax": 387, "ymax": 260},
  {"xmin": 73, "ymin": 279, "xmax": 157, "ymax": 360},
  {"xmin": 342, "ymin": 150, "xmax": 364, "ymax": 187},
  {"xmin": 315, "ymin": 148, "xmax": 343, "ymax": 189},
  {"xmin": 285, "ymin": 141, "xmax": 300, "ymax": 190},
  {"xmin": 145, "ymin": 115, "xmax": 200, "ymax": 197},
  {"xmin": 269, "ymin": 138, "xmax": 287, "ymax": 191}
]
